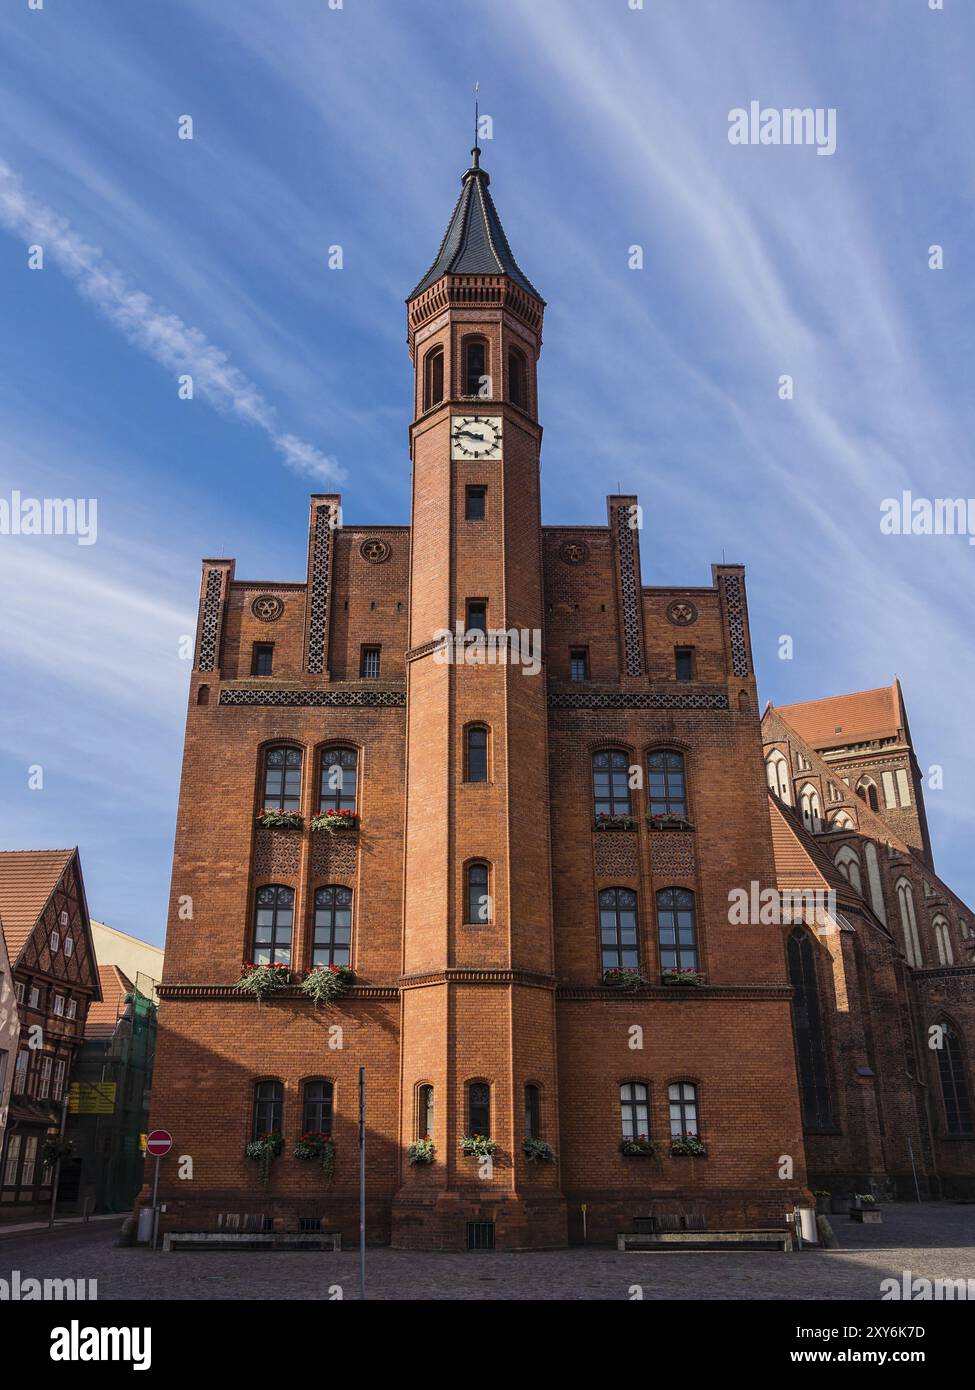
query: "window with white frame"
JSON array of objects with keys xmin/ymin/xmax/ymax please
[
  {"xmin": 52, "ymin": 994, "xmax": 65, "ymax": 1017},
  {"xmin": 37, "ymin": 1055, "xmax": 53, "ymax": 1100},
  {"xmin": 64, "ymin": 937, "xmax": 74, "ymax": 958},
  {"xmin": 799, "ymin": 784, "xmax": 822, "ymax": 834},
  {"xmin": 765, "ymin": 750, "xmax": 791, "ymax": 803},
  {"xmin": 52, "ymin": 1057, "xmax": 66, "ymax": 1101},
  {"xmin": 29, "ymin": 986, "xmax": 40, "ymax": 1009},
  {"xmin": 50, "ymin": 930, "xmax": 60, "ymax": 953},
  {"xmin": 4, "ymin": 1134, "xmax": 21, "ymax": 1186},
  {"xmin": 66, "ymin": 999, "xmax": 77, "ymax": 1020},
  {"xmin": 21, "ymin": 1136, "xmax": 37, "ymax": 1187}
]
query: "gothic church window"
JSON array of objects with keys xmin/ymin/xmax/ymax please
[
  {"xmin": 937, "ymin": 1026, "xmax": 972, "ymax": 1135},
  {"xmin": 895, "ymin": 878, "xmax": 922, "ymax": 967},
  {"xmin": 765, "ymin": 750, "xmax": 791, "ymax": 803},
  {"xmin": 787, "ymin": 929, "xmax": 833, "ymax": 1130}
]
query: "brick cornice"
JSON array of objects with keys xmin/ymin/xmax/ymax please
[
  {"xmin": 556, "ymin": 984, "xmax": 794, "ymax": 1002},
  {"xmin": 548, "ymin": 689, "xmax": 730, "ymax": 711},
  {"xmin": 400, "ymin": 968, "xmax": 557, "ymax": 990},
  {"xmin": 156, "ymin": 984, "xmax": 399, "ymax": 1001},
  {"xmin": 218, "ymin": 687, "xmax": 406, "ymax": 708}
]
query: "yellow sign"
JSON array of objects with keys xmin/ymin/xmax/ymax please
[
  {"xmin": 68, "ymin": 1081, "xmax": 117, "ymax": 1115},
  {"xmin": 139, "ymin": 1133, "xmax": 147, "ymax": 1154}
]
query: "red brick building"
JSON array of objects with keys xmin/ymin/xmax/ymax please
[{"xmin": 148, "ymin": 148, "xmax": 971, "ymax": 1248}]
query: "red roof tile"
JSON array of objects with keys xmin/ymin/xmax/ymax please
[
  {"xmin": 0, "ymin": 849, "xmax": 77, "ymax": 962},
  {"xmin": 776, "ymin": 684, "xmax": 901, "ymax": 749},
  {"xmin": 85, "ymin": 964, "xmax": 135, "ymax": 1039}
]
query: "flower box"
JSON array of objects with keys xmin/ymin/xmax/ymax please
[
  {"xmin": 661, "ymin": 969, "xmax": 705, "ymax": 987},
  {"xmin": 310, "ymin": 810, "xmax": 359, "ymax": 834},
  {"xmin": 593, "ymin": 814, "xmax": 636, "ymax": 832},
  {"xmin": 293, "ymin": 1131, "xmax": 335, "ymax": 1183},
  {"xmin": 256, "ymin": 809, "xmax": 304, "ymax": 831},
  {"xmin": 647, "ymin": 814, "xmax": 694, "ymax": 832},
  {"xmin": 620, "ymin": 1137, "xmax": 658, "ymax": 1158},
  {"xmin": 602, "ymin": 967, "xmax": 647, "ymax": 992},
  {"xmin": 670, "ymin": 1134, "xmax": 707, "ymax": 1157},
  {"xmin": 408, "ymin": 1138, "xmax": 435, "ymax": 1166},
  {"xmin": 461, "ymin": 1134, "xmax": 498, "ymax": 1158},
  {"xmin": 523, "ymin": 1138, "xmax": 556, "ymax": 1163},
  {"xmin": 244, "ymin": 1130, "xmax": 283, "ymax": 1187},
  {"xmin": 236, "ymin": 963, "xmax": 292, "ymax": 1000},
  {"xmin": 301, "ymin": 964, "xmax": 355, "ymax": 1006}
]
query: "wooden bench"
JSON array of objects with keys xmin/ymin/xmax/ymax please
[{"xmin": 618, "ymin": 1229, "xmax": 793, "ymax": 1252}]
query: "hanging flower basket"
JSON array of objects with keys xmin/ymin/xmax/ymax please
[
  {"xmin": 408, "ymin": 1138, "xmax": 435, "ymax": 1166},
  {"xmin": 670, "ymin": 1134, "xmax": 707, "ymax": 1157},
  {"xmin": 236, "ymin": 963, "xmax": 292, "ymax": 1000},
  {"xmin": 647, "ymin": 813, "xmax": 694, "ymax": 832},
  {"xmin": 593, "ymin": 813, "xmax": 636, "ymax": 832},
  {"xmin": 310, "ymin": 809, "xmax": 359, "ymax": 834},
  {"xmin": 41, "ymin": 1136, "xmax": 74, "ymax": 1167},
  {"xmin": 461, "ymin": 1134, "xmax": 498, "ymax": 1158},
  {"xmin": 661, "ymin": 968, "xmax": 705, "ymax": 987},
  {"xmin": 620, "ymin": 1136, "xmax": 658, "ymax": 1158},
  {"xmin": 523, "ymin": 1138, "xmax": 556, "ymax": 1163},
  {"xmin": 293, "ymin": 1131, "xmax": 335, "ymax": 1183},
  {"xmin": 602, "ymin": 967, "xmax": 646, "ymax": 992},
  {"xmin": 244, "ymin": 1130, "xmax": 283, "ymax": 1187},
  {"xmin": 256, "ymin": 809, "xmax": 304, "ymax": 831},
  {"xmin": 301, "ymin": 964, "xmax": 355, "ymax": 1006}
]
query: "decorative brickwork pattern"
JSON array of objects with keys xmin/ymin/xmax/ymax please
[
  {"xmin": 615, "ymin": 506, "xmax": 643, "ymax": 676},
  {"xmin": 549, "ymin": 691, "xmax": 729, "ymax": 711},
  {"xmin": 219, "ymin": 689, "xmax": 406, "ymax": 708},
  {"xmin": 307, "ymin": 503, "xmax": 335, "ymax": 674},
  {"xmin": 197, "ymin": 568, "xmax": 224, "ymax": 672},
  {"xmin": 311, "ymin": 832, "xmax": 358, "ymax": 879},
  {"xmin": 253, "ymin": 829, "xmax": 302, "ymax": 879},
  {"xmin": 649, "ymin": 833, "xmax": 696, "ymax": 878},
  {"xmin": 593, "ymin": 834, "xmax": 639, "ymax": 880},
  {"xmin": 722, "ymin": 574, "xmax": 750, "ymax": 677}
]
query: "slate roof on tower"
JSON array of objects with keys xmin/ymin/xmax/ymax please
[{"xmin": 409, "ymin": 147, "xmax": 543, "ymax": 301}]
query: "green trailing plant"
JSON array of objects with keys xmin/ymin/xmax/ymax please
[
  {"xmin": 813, "ymin": 1189, "xmax": 831, "ymax": 1200},
  {"xmin": 301, "ymin": 964, "xmax": 355, "ymax": 1006},
  {"xmin": 661, "ymin": 968, "xmax": 705, "ymax": 987},
  {"xmin": 593, "ymin": 813, "xmax": 636, "ymax": 832},
  {"xmin": 256, "ymin": 809, "xmax": 304, "ymax": 830},
  {"xmin": 408, "ymin": 1138, "xmax": 435, "ymax": 1166},
  {"xmin": 670, "ymin": 1133, "xmax": 707, "ymax": 1158},
  {"xmin": 236, "ymin": 963, "xmax": 292, "ymax": 1001},
  {"xmin": 293, "ymin": 1131, "xmax": 335, "ymax": 1183},
  {"xmin": 244, "ymin": 1130, "xmax": 283, "ymax": 1187},
  {"xmin": 309, "ymin": 809, "xmax": 359, "ymax": 833},
  {"xmin": 461, "ymin": 1134, "xmax": 498, "ymax": 1158},
  {"xmin": 647, "ymin": 813, "xmax": 694, "ymax": 832},
  {"xmin": 620, "ymin": 1136, "xmax": 658, "ymax": 1158},
  {"xmin": 41, "ymin": 1136, "xmax": 73, "ymax": 1167},
  {"xmin": 603, "ymin": 967, "xmax": 646, "ymax": 992},
  {"xmin": 523, "ymin": 1138, "xmax": 556, "ymax": 1163},
  {"xmin": 853, "ymin": 1193, "xmax": 877, "ymax": 1205}
]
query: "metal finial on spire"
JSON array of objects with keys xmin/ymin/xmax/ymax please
[{"xmin": 472, "ymin": 82, "xmax": 481, "ymax": 168}]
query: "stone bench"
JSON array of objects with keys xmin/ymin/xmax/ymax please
[
  {"xmin": 162, "ymin": 1231, "xmax": 342, "ymax": 1252},
  {"xmin": 618, "ymin": 1229, "xmax": 793, "ymax": 1252}
]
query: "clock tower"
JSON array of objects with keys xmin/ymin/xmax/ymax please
[{"xmin": 393, "ymin": 146, "xmax": 567, "ymax": 1247}]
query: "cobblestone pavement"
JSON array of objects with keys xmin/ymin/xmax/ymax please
[{"xmin": 1, "ymin": 1202, "xmax": 973, "ymax": 1300}]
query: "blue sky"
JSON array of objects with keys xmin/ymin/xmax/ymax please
[{"xmin": 1, "ymin": 0, "xmax": 972, "ymax": 946}]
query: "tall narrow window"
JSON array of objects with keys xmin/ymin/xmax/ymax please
[
  {"xmin": 648, "ymin": 750, "xmax": 687, "ymax": 817},
  {"xmin": 465, "ymin": 486, "xmax": 486, "ymax": 521},
  {"xmin": 787, "ymin": 929, "xmax": 833, "ymax": 1130},
  {"xmin": 834, "ymin": 846, "xmax": 863, "ymax": 895},
  {"xmin": 599, "ymin": 888, "xmax": 639, "ymax": 970},
  {"xmin": 657, "ymin": 888, "xmax": 698, "ymax": 972},
  {"xmin": 464, "ymin": 339, "xmax": 487, "ymax": 397},
  {"xmin": 423, "ymin": 345, "xmax": 444, "ymax": 410},
  {"xmin": 52, "ymin": 1058, "xmax": 66, "ymax": 1101},
  {"xmin": 252, "ymin": 886, "xmax": 294, "ymax": 967},
  {"xmin": 674, "ymin": 647, "xmax": 694, "ymax": 681},
  {"xmin": 465, "ymin": 726, "xmax": 488, "ymax": 783},
  {"xmin": 524, "ymin": 1084, "xmax": 541, "ymax": 1139},
  {"xmin": 668, "ymin": 1082, "xmax": 699, "ymax": 1138},
  {"xmin": 253, "ymin": 1080, "xmax": 283, "ymax": 1138},
  {"xmin": 319, "ymin": 747, "xmax": 358, "ymax": 813},
  {"xmin": 620, "ymin": 1082, "xmax": 650, "ymax": 1141},
  {"xmin": 263, "ymin": 746, "xmax": 302, "ymax": 811},
  {"xmin": 466, "ymin": 600, "xmax": 487, "ymax": 635},
  {"xmin": 252, "ymin": 643, "xmax": 274, "ymax": 676},
  {"xmin": 934, "ymin": 917, "xmax": 954, "ymax": 966},
  {"xmin": 312, "ymin": 886, "xmax": 353, "ymax": 967},
  {"xmin": 592, "ymin": 750, "xmax": 631, "ymax": 818},
  {"xmin": 3, "ymin": 1134, "xmax": 21, "ymax": 1186},
  {"xmin": 799, "ymin": 784, "xmax": 823, "ymax": 834},
  {"xmin": 937, "ymin": 1026, "xmax": 973, "ymax": 1135},
  {"xmin": 418, "ymin": 1084, "xmax": 435, "ymax": 1140},
  {"xmin": 468, "ymin": 1082, "xmax": 491, "ymax": 1136},
  {"xmin": 856, "ymin": 777, "xmax": 880, "ymax": 812},
  {"xmin": 303, "ymin": 1079, "xmax": 334, "ymax": 1135},
  {"xmin": 360, "ymin": 646, "xmax": 381, "ymax": 678},
  {"xmin": 896, "ymin": 878, "xmax": 922, "ymax": 967},
  {"xmin": 570, "ymin": 648, "xmax": 589, "ymax": 681},
  {"xmin": 466, "ymin": 862, "xmax": 490, "ymax": 924},
  {"xmin": 508, "ymin": 348, "xmax": 527, "ymax": 409}
]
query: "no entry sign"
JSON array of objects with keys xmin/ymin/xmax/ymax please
[{"xmin": 146, "ymin": 1129, "xmax": 173, "ymax": 1157}]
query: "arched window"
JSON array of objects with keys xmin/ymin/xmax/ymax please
[
  {"xmin": 253, "ymin": 1080, "xmax": 283, "ymax": 1138},
  {"xmin": 896, "ymin": 878, "xmax": 922, "ymax": 967},
  {"xmin": 592, "ymin": 750, "xmax": 631, "ymax": 818},
  {"xmin": 303, "ymin": 1079, "xmax": 334, "ymax": 1135},
  {"xmin": 463, "ymin": 337, "xmax": 488, "ymax": 398},
  {"xmin": 933, "ymin": 915, "xmax": 954, "ymax": 966},
  {"xmin": 524, "ymin": 1084, "xmax": 541, "ymax": 1139},
  {"xmin": 834, "ymin": 845, "xmax": 863, "ymax": 895},
  {"xmin": 197, "ymin": 684, "xmax": 210, "ymax": 706},
  {"xmin": 423, "ymin": 345, "xmax": 444, "ymax": 410},
  {"xmin": 648, "ymin": 750, "xmax": 687, "ymax": 817},
  {"xmin": 319, "ymin": 747, "xmax": 358, "ymax": 813},
  {"xmin": 864, "ymin": 843, "xmax": 887, "ymax": 923},
  {"xmin": 620, "ymin": 1082, "xmax": 650, "ymax": 1141},
  {"xmin": 465, "ymin": 725, "xmax": 489, "ymax": 783},
  {"xmin": 829, "ymin": 810, "xmax": 854, "ymax": 830},
  {"xmin": 657, "ymin": 888, "xmax": 698, "ymax": 972},
  {"xmin": 856, "ymin": 777, "xmax": 880, "ymax": 812},
  {"xmin": 937, "ymin": 1026, "xmax": 973, "ymax": 1135},
  {"xmin": 799, "ymin": 783, "xmax": 822, "ymax": 834},
  {"xmin": 508, "ymin": 347, "xmax": 527, "ymax": 409},
  {"xmin": 668, "ymin": 1082, "xmax": 699, "ymax": 1138},
  {"xmin": 263, "ymin": 746, "xmax": 302, "ymax": 812},
  {"xmin": 599, "ymin": 888, "xmax": 639, "ymax": 970},
  {"xmin": 252, "ymin": 886, "xmax": 294, "ymax": 966},
  {"xmin": 765, "ymin": 750, "xmax": 791, "ymax": 803},
  {"xmin": 468, "ymin": 1081, "xmax": 491, "ymax": 1137},
  {"xmin": 418, "ymin": 1084, "xmax": 434, "ymax": 1140},
  {"xmin": 312, "ymin": 886, "xmax": 352, "ymax": 967},
  {"xmin": 465, "ymin": 862, "xmax": 490, "ymax": 924},
  {"xmin": 787, "ymin": 929, "xmax": 833, "ymax": 1130}
]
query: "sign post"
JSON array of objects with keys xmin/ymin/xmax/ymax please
[{"xmin": 146, "ymin": 1128, "xmax": 173, "ymax": 1250}]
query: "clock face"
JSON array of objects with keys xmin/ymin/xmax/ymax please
[{"xmin": 450, "ymin": 415, "xmax": 503, "ymax": 460}]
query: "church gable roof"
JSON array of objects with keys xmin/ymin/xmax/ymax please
[
  {"xmin": 775, "ymin": 683, "xmax": 902, "ymax": 750},
  {"xmin": 0, "ymin": 848, "xmax": 101, "ymax": 998}
]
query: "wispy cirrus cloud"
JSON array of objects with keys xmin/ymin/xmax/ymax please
[{"xmin": 0, "ymin": 157, "xmax": 342, "ymax": 486}]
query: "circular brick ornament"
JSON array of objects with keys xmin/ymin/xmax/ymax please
[
  {"xmin": 559, "ymin": 539, "xmax": 590, "ymax": 565},
  {"xmin": 666, "ymin": 600, "xmax": 698, "ymax": 627},
  {"xmin": 360, "ymin": 538, "xmax": 391, "ymax": 564},
  {"xmin": 252, "ymin": 594, "xmax": 285, "ymax": 622}
]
